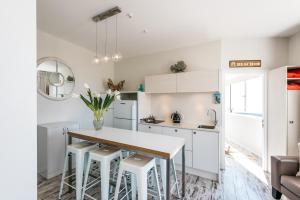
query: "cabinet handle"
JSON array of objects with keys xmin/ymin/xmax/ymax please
[
  {"xmin": 174, "ymin": 129, "xmax": 178, "ymax": 132},
  {"xmin": 149, "ymin": 126, "xmax": 151, "ymax": 129},
  {"xmin": 193, "ymin": 131, "xmax": 196, "ymax": 134}
]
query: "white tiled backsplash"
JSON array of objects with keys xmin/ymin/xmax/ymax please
[{"xmin": 150, "ymin": 93, "xmax": 220, "ymax": 125}]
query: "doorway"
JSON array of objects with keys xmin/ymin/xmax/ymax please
[{"xmin": 223, "ymin": 69, "xmax": 268, "ymax": 178}]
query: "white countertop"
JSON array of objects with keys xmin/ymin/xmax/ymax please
[
  {"xmin": 68, "ymin": 127, "xmax": 185, "ymax": 158},
  {"xmin": 140, "ymin": 120, "xmax": 220, "ymax": 133}
]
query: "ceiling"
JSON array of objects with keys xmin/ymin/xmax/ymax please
[{"xmin": 37, "ymin": 0, "xmax": 300, "ymax": 58}]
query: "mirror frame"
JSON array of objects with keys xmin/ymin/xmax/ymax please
[{"xmin": 37, "ymin": 57, "xmax": 75, "ymax": 101}]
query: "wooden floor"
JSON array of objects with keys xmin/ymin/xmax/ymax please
[{"xmin": 38, "ymin": 153, "xmax": 278, "ymax": 200}]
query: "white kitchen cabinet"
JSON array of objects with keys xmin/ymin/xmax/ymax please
[
  {"xmin": 145, "ymin": 74, "xmax": 177, "ymax": 93},
  {"xmin": 162, "ymin": 127, "xmax": 193, "ymax": 167},
  {"xmin": 145, "ymin": 70, "xmax": 219, "ymax": 93},
  {"xmin": 176, "ymin": 70, "xmax": 219, "ymax": 92},
  {"xmin": 37, "ymin": 121, "xmax": 79, "ymax": 179},
  {"xmin": 193, "ymin": 130, "xmax": 219, "ymax": 174},
  {"xmin": 162, "ymin": 127, "xmax": 193, "ymax": 151},
  {"xmin": 138, "ymin": 124, "xmax": 163, "ymax": 134}
]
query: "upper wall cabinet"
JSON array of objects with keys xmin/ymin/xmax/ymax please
[
  {"xmin": 177, "ymin": 70, "xmax": 219, "ymax": 92},
  {"xmin": 145, "ymin": 70, "xmax": 219, "ymax": 93},
  {"xmin": 145, "ymin": 74, "xmax": 177, "ymax": 93}
]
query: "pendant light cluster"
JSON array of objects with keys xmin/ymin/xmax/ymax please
[{"xmin": 92, "ymin": 7, "xmax": 122, "ymax": 64}]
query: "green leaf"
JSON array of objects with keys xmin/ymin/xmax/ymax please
[
  {"xmin": 98, "ymin": 97, "xmax": 103, "ymax": 109},
  {"xmin": 87, "ymin": 89, "xmax": 93, "ymax": 103},
  {"xmin": 105, "ymin": 95, "xmax": 115, "ymax": 109},
  {"xmin": 93, "ymin": 97, "xmax": 98, "ymax": 110},
  {"xmin": 102, "ymin": 94, "xmax": 110, "ymax": 109},
  {"xmin": 80, "ymin": 94, "xmax": 95, "ymax": 111}
]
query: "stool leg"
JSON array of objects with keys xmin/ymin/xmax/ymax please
[
  {"xmin": 153, "ymin": 165, "xmax": 162, "ymax": 200},
  {"xmin": 114, "ymin": 167, "xmax": 123, "ymax": 200},
  {"xmin": 131, "ymin": 173, "xmax": 137, "ymax": 200},
  {"xmin": 81, "ymin": 156, "xmax": 92, "ymax": 200},
  {"xmin": 171, "ymin": 159, "xmax": 180, "ymax": 198},
  {"xmin": 159, "ymin": 159, "xmax": 167, "ymax": 198},
  {"xmin": 123, "ymin": 173, "xmax": 129, "ymax": 200},
  {"xmin": 76, "ymin": 152, "xmax": 85, "ymax": 200},
  {"xmin": 59, "ymin": 151, "xmax": 69, "ymax": 199},
  {"xmin": 137, "ymin": 172, "xmax": 148, "ymax": 200},
  {"xmin": 100, "ymin": 160, "xmax": 110, "ymax": 200}
]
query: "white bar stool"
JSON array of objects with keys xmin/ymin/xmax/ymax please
[
  {"xmin": 59, "ymin": 141, "xmax": 97, "ymax": 200},
  {"xmin": 81, "ymin": 146, "xmax": 127, "ymax": 200},
  {"xmin": 114, "ymin": 154, "xmax": 162, "ymax": 200},
  {"xmin": 159, "ymin": 159, "xmax": 180, "ymax": 198}
]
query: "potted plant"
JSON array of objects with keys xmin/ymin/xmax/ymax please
[{"xmin": 80, "ymin": 83, "xmax": 120, "ymax": 130}]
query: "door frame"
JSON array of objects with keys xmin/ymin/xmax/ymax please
[{"xmin": 221, "ymin": 68, "xmax": 268, "ymax": 171}]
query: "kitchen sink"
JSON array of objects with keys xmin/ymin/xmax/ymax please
[{"xmin": 197, "ymin": 125, "xmax": 216, "ymax": 129}]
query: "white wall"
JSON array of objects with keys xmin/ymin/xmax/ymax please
[
  {"xmin": 289, "ymin": 32, "xmax": 300, "ymax": 65},
  {"xmin": 115, "ymin": 41, "xmax": 221, "ymax": 123},
  {"xmin": 221, "ymin": 38, "xmax": 289, "ymax": 69},
  {"xmin": 115, "ymin": 41, "xmax": 221, "ymax": 91},
  {"xmin": 37, "ymin": 30, "xmax": 114, "ymax": 129},
  {"xmin": 225, "ymin": 113, "xmax": 263, "ymax": 157},
  {"xmin": 0, "ymin": 0, "xmax": 37, "ymax": 199}
]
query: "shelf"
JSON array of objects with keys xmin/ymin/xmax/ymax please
[{"xmin": 287, "ymin": 78, "xmax": 300, "ymax": 80}]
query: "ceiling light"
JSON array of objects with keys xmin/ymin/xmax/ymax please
[
  {"xmin": 112, "ymin": 15, "xmax": 122, "ymax": 62},
  {"xmin": 91, "ymin": 7, "xmax": 123, "ymax": 63},
  {"xmin": 101, "ymin": 20, "xmax": 111, "ymax": 62},
  {"xmin": 93, "ymin": 22, "xmax": 100, "ymax": 64}
]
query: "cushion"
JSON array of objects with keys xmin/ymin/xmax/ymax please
[{"xmin": 281, "ymin": 175, "xmax": 300, "ymax": 197}]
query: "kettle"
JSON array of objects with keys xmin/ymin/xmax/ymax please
[{"xmin": 171, "ymin": 111, "xmax": 182, "ymax": 123}]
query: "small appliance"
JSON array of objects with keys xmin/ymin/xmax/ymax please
[{"xmin": 171, "ymin": 111, "xmax": 182, "ymax": 123}]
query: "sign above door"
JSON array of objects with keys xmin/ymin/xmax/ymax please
[{"xmin": 229, "ymin": 60, "xmax": 261, "ymax": 68}]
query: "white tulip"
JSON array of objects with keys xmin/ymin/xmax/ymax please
[
  {"xmin": 114, "ymin": 90, "xmax": 120, "ymax": 96},
  {"xmin": 116, "ymin": 95, "xmax": 121, "ymax": 100},
  {"xmin": 96, "ymin": 93, "xmax": 101, "ymax": 98},
  {"xmin": 84, "ymin": 83, "xmax": 90, "ymax": 89},
  {"xmin": 106, "ymin": 89, "xmax": 112, "ymax": 95},
  {"xmin": 72, "ymin": 93, "xmax": 79, "ymax": 98}
]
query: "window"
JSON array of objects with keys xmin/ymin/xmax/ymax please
[{"xmin": 226, "ymin": 76, "xmax": 263, "ymax": 116}]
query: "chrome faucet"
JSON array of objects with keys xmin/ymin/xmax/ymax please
[{"xmin": 207, "ymin": 108, "xmax": 217, "ymax": 126}]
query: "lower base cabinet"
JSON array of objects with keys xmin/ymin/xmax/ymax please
[
  {"xmin": 138, "ymin": 124, "xmax": 219, "ymax": 174},
  {"xmin": 192, "ymin": 130, "xmax": 219, "ymax": 173}
]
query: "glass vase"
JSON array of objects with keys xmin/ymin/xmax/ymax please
[{"xmin": 93, "ymin": 117, "xmax": 104, "ymax": 130}]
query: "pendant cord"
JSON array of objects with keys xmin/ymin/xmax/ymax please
[
  {"xmin": 105, "ymin": 20, "xmax": 108, "ymax": 56},
  {"xmin": 95, "ymin": 22, "xmax": 98, "ymax": 57},
  {"xmin": 115, "ymin": 15, "xmax": 118, "ymax": 53}
]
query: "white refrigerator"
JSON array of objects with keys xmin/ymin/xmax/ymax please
[{"xmin": 113, "ymin": 100, "xmax": 137, "ymax": 130}]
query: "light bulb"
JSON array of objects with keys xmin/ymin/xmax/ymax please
[
  {"xmin": 102, "ymin": 55, "xmax": 110, "ymax": 62},
  {"xmin": 112, "ymin": 53, "xmax": 122, "ymax": 62},
  {"xmin": 93, "ymin": 56, "xmax": 100, "ymax": 64}
]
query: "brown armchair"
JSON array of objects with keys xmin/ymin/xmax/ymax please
[{"xmin": 271, "ymin": 156, "xmax": 300, "ymax": 200}]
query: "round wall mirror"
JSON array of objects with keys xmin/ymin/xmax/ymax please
[{"xmin": 37, "ymin": 57, "xmax": 75, "ymax": 100}]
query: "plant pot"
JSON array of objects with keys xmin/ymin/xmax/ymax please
[{"xmin": 93, "ymin": 117, "xmax": 104, "ymax": 130}]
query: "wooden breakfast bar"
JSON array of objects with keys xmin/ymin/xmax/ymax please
[{"xmin": 67, "ymin": 127, "xmax": 186, "ymax": 200}]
